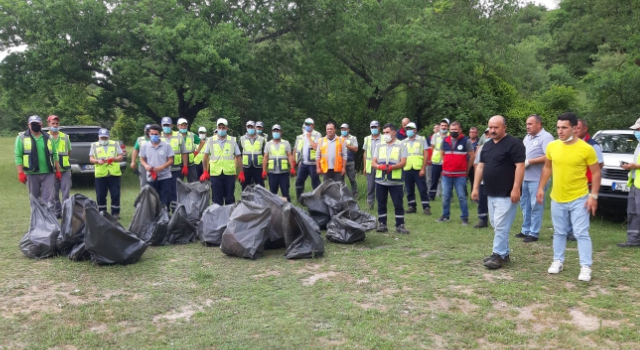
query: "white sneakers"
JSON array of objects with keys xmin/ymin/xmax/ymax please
[
  {"xmin": 548, "ymin": 260, "xmax": 592, "ymax": 281},
  {"xmin": 548, "ymin": 260, "xmax": 564, "ymax": 274}
]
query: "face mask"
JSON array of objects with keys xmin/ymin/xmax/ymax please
[
  {"xmin": 440, "ymin": 128, "xmax": 447, "ymax": 134},
  {"xmin": 99, "ymin": 140, "xmax": 109, "ymax": 146},
  {"xmin": 272, "ymin": 132, "xmax": 281, "ymax": 139},
  {"xmin": 199, "ymin": 133, "xmax": 206, "ymax": 139},
  {"xmin": 634, "ymin": 131, "xmax": 640, "ymax": 141},
  {"xmin": 406, "ymin": 130, "xmax": 415, "ymax": 138},
  {"xmin": 150, "ymin": 135, "xmax": 160, "ymax": 143},
  {"xmin": 450, "ymin": 131, "xmax": 460, "ymax": 138},
  {"xmin": 179, "ymin": 128, "xmax": 187, "ymax": 134},
  {"xmin": 218, "ymin": 130, "xmax": 227, "ymax": 137},
  {"xmin": 49, "ymin": 127, "xmax": 59, "ymax": 133},
  {"xmin": 247, "ymin": 128, "xmax": 256, "ymax": 135},
  {"xmin": 256, "ymin": 129, "xmax": 263, "ymax": 135},
  {"xmin": 162, "ymin": 126, "xmax": 172, "ymax": 134},
  {"xmin": 371, "ymin": 128, "xmax": 379, "ymax": 135},
  {"xmin": 30, "ymin": 123, "xmax": 42, "ymax": 132},
  {"xmin": 383, "ymin": 134, "xmax": 392, "ymax": 143},
  {"xmin": 561, "ymin": 135, "xmax": 573, "ymax": 143},
  {"xmin": 304, "ymin": 125, "xmax": 312, "ymax": 132},
  {"xmin": 341, "ymin": 131, "xmax": 348, "ymax": 137}
]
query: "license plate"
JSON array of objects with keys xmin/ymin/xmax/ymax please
[
  {"xmin": 612, "ymin": 182, "xmax": 630, "ymax": 192},
  {"xmin": 83, "ymin": 164, "xmax": 94, "ymax": 170}
]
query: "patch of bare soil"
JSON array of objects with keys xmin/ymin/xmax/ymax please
[
  {"xmin": 152, "ymin": 298, "xmax": 228, "ymax": 324},
  {"xmin": 252, "ymin": 270, "xmax": 282, "ymax": 278},
  {"xmin": 428, "ymin": 297, "xmax": 479, "ymax": 313},
  {"xmin": 302, "ymin": 272, "xmax": 338, "ymax": 286}
]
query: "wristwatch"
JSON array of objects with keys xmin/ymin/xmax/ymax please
[{"xmin": 589, "ymin": 194, "xmax": 598, "ymax": 199}]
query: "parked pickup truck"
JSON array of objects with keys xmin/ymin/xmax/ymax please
[
  {"xmin": 593, "ymin": 130, "xmax": 637, "ymax": 211},
  {"xmin": 44, "ymin": 126, "xmax": 127, "ymax": 177}
]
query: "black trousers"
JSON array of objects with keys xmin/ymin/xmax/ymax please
[
  {"xmin": 322, "ymin": 169, "xmax": 344, "ymax": 183},
  {"xmin": 405, "ymin": 169, "xmax": 430, "ymax": 210},
  {"xmin": 211, "ymin": 175, "xmax": 236, "ymax": 206},
  {"xmin": 376, "ymin": 184, "xmax": 404, "ymax": 227},
  {"xmin": 429, "ymin": 164, "xmax": 443, "ymax": 200},
  {"xmin": 242, "ymin": 167, "xmax": 264, "ymax": 190},
  {"xmin": 295, "ymin": 164, "xmax": 320, "ymax": 200},
  {"xmin": 150, "ymin": 178, "xmax": 172, "ymax": 211},
  {"xmin": 269, "ymin": 172, "xmax": 291, "ymax": 202},
  {"xmin": 478, "ymin": 184, "xmax": 488, "ymax": 222},
  {"xmin": 95, "ymin": 176, "xmax": 121, "ymax": 215},
  {"xmin": 169, "ymin": 170, "xmax": 180, "ymax": 212}
]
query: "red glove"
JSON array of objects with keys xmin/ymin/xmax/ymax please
[
  {"xmin": 18, "ymin": 171, "xmax": 27, "ymax": 184},
  {"xmin": 181, "ymin": 165, "xmax": 189, "ymax": 176},
  {"xmin": 238, "ymin": 171, "xmax": 245, "ymax": 184},
  {"xmin": 386, "ymin": 165, "xmax": 393, "ymax": 174},
  {"xmin": 193, "ymin": 150, "xmax": 199, "ymax": 157},
  {"xmin": 262, "ymin": 170, "xmax": 268, "ymax": 179},
  {"xmin": 290, "ymin": 168, "xmax": 296, "ymax": 176},
  {"xmin": 150, "ymin": 170, "xmax": 158, "ymax": 181},
  {"xmin": 55, "ymin": 170, "xmax": 62, "ymax": 180},
  {"xmin": 378, "ymin": 165, "xmax": 388, "ymax": 172},
  {"xmin": 107, "ymin": 158, "xmax": 114, "ymax": 165},
  {"xmin": 200, "ymin": 170, "xmax": 210, "ymax": 182}
]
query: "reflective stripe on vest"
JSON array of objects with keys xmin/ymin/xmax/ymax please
[
  {"xmin": 375, "ymin": 142, "xmax": 403, "ymax": 183},
  {"xmin": 52, "ymin": 132, "xmax": 71, "ymax": 171},
  {"xmin": 364, "ymin": 135, "xmax": 381, "ymax": 171},
  {"xmin": 161, "ymin": 131, "xmax": 183, "ymax": 166},
  {"xmin": 208, "ymin": 138, "xmax": 237, "ymax": 176},
  {"xmin": 20, "ymin": 132, "xmax": 54, "ymax": 172},
  {"xmin": 629, "ymin": 146, "xmax": 640, "ymax": 189},
  {"xmin": 403, "ymin": 136, "xmax": 425, "ymax": 171},
  {"xmin": 267, "ymin": 141, "xmax": 290, "ymax": 172},
  {"xmin": 295, "ymin": 131, "xmax": 319, "ymax": 161},
  {"xmin": 241, "ymin": 135, "xmax": 264, "ymax": 168},
  {"xmin": 344, "ymin": 135, "xmax": 357, "ymax": 163},
  {"xmin": 92, "ymin": 141, "xmax": 122, "ymax": 178},
  {"xmin": 442, "ymin": 136, "xmax": 468, "ymax": 177},
  {"xmin": 319, "ymin": 136, "xmax": 344, "ymax": 173},
  {"xmin": 431, "ymin": 134, "xmax": 445, "ymax": 164}
]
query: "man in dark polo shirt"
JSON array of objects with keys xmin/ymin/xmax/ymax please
[{"xmin": 472, "ymin": 115, "xmax": 526, "ymax": 269}]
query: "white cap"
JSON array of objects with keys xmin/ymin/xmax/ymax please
[
  {"xmin": 340, "ymin": 123, "xmax": 349, "ymax": 129},
  {"xmin": 630, "ymin": 118, "xmax": 640, "ymax": 130},
  {"xmin": 370, "ymin": 121, "xmax": 379, "ymax": 127},
  {"xmin": 217, "ymin": 118, "xmax": 228, "ymax": 126},
  {"xmin": 246, "ymin": 120, "xmax": 255, "ymax": 127},
  {"xmin": 177, "ymin": 118, "xmax": 188, "ymax": 125},
  {"xmin": 304, "ymin": 118, "xmax": 314, "ymax": 124},
  {"xmin": 198, "ymin": 126, "xmax": 207, "ymax": 132},
  {"xmin": 272, "ymin": 124, "xmax": 282, "ymax": 130},
  {"xmin": 441, "ymin": 118, "xmax": 450, "ymax": 125},
  {"xmin": 406, "ymin": 122, "xmax": 417, "ymax": 129}
]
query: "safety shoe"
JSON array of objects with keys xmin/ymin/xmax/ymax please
[
  {"xmin": 423, "ymin": 207, "xmax": 432, "ymax": 215},
  {"xmin": 578, "ymin": 265, "xmax": 592, "ymax": 282},
  {"xmin": 484, "ymin": 254, "xmax": 510, "ymax": 263},
  {"xmin": 523, "ymin": 235, "xmax": 539, "ymax": 243},
  {"xmin": 406, "ymin": 207, "xmax": 417, "ymax": 214},
  {"xmin": 368, "ymin": 202, "xmax": 375, "ymax": 210},
  {"xmin": 567, "ymin": 234, "xmax": 577, "ymax": 242},
  {"xmin": 548, "ymin": 260, "xmax": 563, "ymax": 274},
  {"xmin": 515, "ymin": 232, "xmax": 526, "ymax": 238},
  {"xmin": 376, "ymin": 224, "xmax": 388, "ymax": 233},
  {"xmin": 474, "ymin": 220, "xmax": 488, "ymax": 229},
  {"xmin": 395, "ymin": 224, "xmax": 410, "ymax": 234},
  {"xmin": 461, "ymin": 219, "xmax": 469, "ymax": 226},
  {"xmin": 617, "ymin": 242, "xmax": 640, "ymax": 248},
  {"xmin": 436, "ymin": 216, "xmax": 449, "ymax": 222},
  {"xmin": 112, "ymin": 214, "xmax": 121, "ymax": 221},
  {"xmin": 483, "ymin": 253, "xmax": 505, "ymax": 269}
]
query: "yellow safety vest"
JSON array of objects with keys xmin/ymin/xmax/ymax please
[
  {"xmin": 240, "ymin": 135, "xmax": 265, "ymax": 168},
  {"xmin": 628, "ymin": 147, "xmax": 640, "ymax": 189},
  {"xmin": 375, "ymin": 141, "xmax": 404, "ymax": 183},
  {"xmin": 161, "ymin": 131, "xmax": 184, "ymax": 167},
  {"xmin": 431, "ymin": 133, "xmax": 448, "ymax": 164},
  {"xmin": 182, "ymin": 131, "xmax": 199, "ymax": 165},
  {"xmin": 266, "ymin": 141, "xmax": 290, "ymax": 173},
  {"xmin": 49, "ymin": 131, "xmax": 71, "ymax": 171},
  {"xmin": 92, "ymin": 140, "xmax": 122, "ymax": 178},
  {"xmin": 363, "ymin": 135, "xmax": 381, "ymax": 171},
  {"xmin": 207, "ymin": 138, "xmax": 237, "ymax": 176},
  {"xmin": 19, "ymin": 132, "xmax": 55, "ymax": 173},
  {"xmin": 295, "ymin": 130, "xmax": 321, "ymax": 162},
  {"xmin": 194, "ymin": 137, "xmax": 206, "ymax": 165},
  {"xmin": 403, "ymin": 136, "xmax": 425, "ymax": 171}
]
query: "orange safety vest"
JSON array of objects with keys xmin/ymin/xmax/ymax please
[{"xmin": 319, "ymin": 136, "xmax": 344, "ymax": 173}]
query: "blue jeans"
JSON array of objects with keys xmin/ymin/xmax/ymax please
[
  {"xmin": 520, "ymin": 180, "xmax": 549, "ymax": 237},
  {"xmin": 551, "ymin": 196, "xmax": 592, "ymax": 266},
  {"xmin": 442, "ymin": 176, "xmax": 468, "ymax": 219},
  {"xmin": 489, "ymin": 196, "xmax": 518, "ymax": 258}
]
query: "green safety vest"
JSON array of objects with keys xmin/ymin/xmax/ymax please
[
  {"xmin": 375, "ymin": 142, "xmax": 404, "ymax": 183},
  {"xmin": 266, "ymin": 141, "xmax": 290, "ymax": 173},
  {"xmin": 240, "ymin": 135, "xmax": 265, "ymax": 168},
  {"xmin": 161, "ymin": 131, "xmax": 184, "ymax": 167},
  {"xmin": 403, "ymin": 136, "xmax": 425, "ymax": 171},
  {"xmin": 628, "ymin": 147, "xmax": 640, "ymax": 189},
  {"xmin": 49, "ymin": 131, "xmax": 71, "ymax": 171},
  {"xmin": 363, "ymin": 135, "xmax": 381, "ymax": 171},
  {"xmin": 19, "ymin": 132, "xmax": 55, "ymax": 173},
  {"xmin": 92, "ymin": 140, "xmax": 122, "ymax": 178},
  {"xmin": 207, "ymin": 138, "xmax": 237, "ymax": 176}
]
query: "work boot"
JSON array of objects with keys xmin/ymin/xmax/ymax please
[
  {"xmin": 377, "ymin": 224, "xmax": 388, "ymax": 233},
  {"xmin": 423, "ymin": 207, "xmax": 432, "ymax": 215},
  {"xmin": 473, "ymin": 220, "xmax": 488, "ymax": 228},
  {"xmin": 406, "ymin": 207, "xmax": 417, "ymax": 214},
  {"xmin": 395, "ymin": 224, "xmax": 410, "ymax": 234}
]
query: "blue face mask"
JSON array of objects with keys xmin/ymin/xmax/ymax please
[
  {"xmin": 304, "ymin": 125, "xmax": 312, "ymax": 132},
  {"xmin": 50, "ymin": 127, "xmax": 59, "ymax": 132},
  {"xmin": 247, "ymin": 128, "xmax": 256, "ymax": 135},
  {"xmin": 407, "ymin": 130, "xmax": 415, "ymax": 138},
  {"xmin": 218, "ymin": 130, "xmax": 227, "ymax": 137},
  {"xmin": 341, "ymin": 131, "xmax": 348, "ymax": 137},
  {"xmin": 256, "ymin": 129, "xmax": 263, "ymax": 135},
  {"xmin": 371, "ymin": 128, "xmax": 379, "ymax": 135},
  {"xmin": 272, "ymin": 132, "xmax": 281, "ymax": 139},
  {"xmin": 162, "ymin": 126, "xmax": 172, "ymax": 134},
  {"xmin": 179, "ymin": 128, "xmax": 187, "ymax": 134},
  {"xmin": 150, "ymin": 135, "xmax": 160, "ymax": 143},
  {"xmin": 635, "ymin": 131, "xmax": 640, "ymax": 141}
]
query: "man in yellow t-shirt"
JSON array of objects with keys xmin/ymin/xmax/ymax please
[{"xmin": 536, "ymin": 112, "xmax": 601, "ymax": 282}]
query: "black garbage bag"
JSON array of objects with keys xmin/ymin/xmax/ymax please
[
  {"xmin": 197, "ymin": 204, "xmax": 234, "ymax": 246},
  {"xmin": 326, "ymin": 209, "xmax": 376, "ymax": 244},
  {"xmin": 128, "ymin": 186, "xmax": 170, "ymax": 246},
  {"xmin": 68, "ymin": 242, "xmax": 90, "ymax": 261},
  {"xmin": 284, "ymin": 206, "xmax": 325, "ymax": 259},
  {"xmin": 19, "ymin": 196, "xmax": 61, "ymax": 259},
  {"xmin": 299, "ymin": 180, "xmax": 360, "ymax": 229},
  {"xmin": 220, "ymin": 200, "xmax": 271, "ymax": 260},
  {"xmin": 84, "ymin": 206, "xmax": 148, "ymax": 265},
  {"xmin": 57, "ymin": 194, "xmax": 97, "ymax": 255},
  {"xmin": 166, "ymin": 204, "xmax": 197, "ymax": 245},
  {"xmin": 241, "ymin": 185, "xmax": 288, "ymax": 249},
  {"xmin": 176, "ymin": 179, "xmax": 210, "ymax": 224}
]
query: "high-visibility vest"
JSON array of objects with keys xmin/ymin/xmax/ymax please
[
  {"xmin": 207, "ymin": 137, "xmax": 237, "ymax": 176},
  {"xmin": 194, "ymin": 137, "xmax": 206, "ymax": 165},
  {"xmin": 240, "ymin": 135, "xmax": 265, "ymax": 168},
  {"xmin": 18, "ymin": 131, "xmax": 55, "ymax": 173},
  {"xmin": 442, "ymin": 135, "xmax": 469, "ymax": 177},
  {"xmin": 182, "ymin": 131, "xmax": 198, "ymax": 165},
  {"xmin": 343, "ymin": 134, "xmax": 357, "ymax": 163},
  {"xmin": 319, "ymin": 136, "xmax": 344, "ymax": 173},
  {"xmin": 295, "ymin": 130, "xmax": 321, "ymax": 162},
  {"xmin": 161, "ymin": 131, "xmax": 184, "ymax": 167},
  {"xmin": 363, "ymin": 135, "xmax": 381, "ymax": 171},
  {"xmin": 375, "ymin": 141, "xmax": 404, "ymax": 183},
  {"xmin": 91, "ymin": 140, "xmax": 122, "ymax": 178},
  {"xmin": 431, "ymin": 133, "xmax": 448, "ymax": 164},
  {"xmin": 266, "ymin": 140, "xmax": 291, "ymax": 173},
  {"xmin": 628, "ymin": 145, "xmax": 640, "ymax": 189},
  {"xmin": 49, "ymin": 131, "xmax": 71, "ymax": 171},
  {"xmin": 403, "ymin": 136, "xmax": 425, "ymax": 171}
]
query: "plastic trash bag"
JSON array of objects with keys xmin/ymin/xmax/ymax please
[
  {"xmin": 284, "ymin": 206, "xmax": 325, "ymax": 259},
  {"xmin": 128, "ymin": 186, "xmax": 170, "ymax": 246},
  {"xmin": 220, "ymin": 200, "xmax": 271, "ymax": 260},
  {"xmin": 57, "ymin": 194, "xmax": 97, "ymax": 255},
  {"xmin": 68, "ymin": 242, "xmax": 90, "ymax": 262},
  {"xmin": 176, "ymin": 179, "xmax": 210, "ymax": 224},
  {"xmin": 84, "ymin": 206, "xmax": 148, "ymax": 265},
  {"xmin": 241, "ymin": 185, "xmax": 287, "ymax": 249},
  {"xmin": 299, "ymin": 180, "xmax": 359, "ymax": 229},
  {"xmin": 19, "ymin": 196, "xmax": 61, "ymax": 259},
  {"xmin": 197, "ymin": 204, "xmax": 234, "ymax": 246},
  {"xmin": 326, "ymin": 209, "xmax": 376, "ymax": 244},
  {"xmin": 166, "ymin": 204, "xmax": 197, "ymax": 245}
]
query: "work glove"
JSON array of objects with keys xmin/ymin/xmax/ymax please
[
  {"xmin": 378, "ymin": 165, "xmax": 388, "ymax": 172},
  {"xmin": 193, "ymin": 150, "xmax": 199, "ymax": 157},
  {"xmin": 55, "ymin": 170, "xmax": 62, "ymax": 180},
  {"xmin": 200, "ymin": 170, "xmax": 210, "ymax": 182},
  {"xmin": 150, "ymin": 170, "xmax": 158, "ymax": 181},
  {"xmin": 262, "ymin": 170, "xmax": 268, "ymax": 179},
  {"xmin": 290, "ymin": 168, "xmax": 296, "ymax": 176},
  {"xmin": 238, "ymin": 171, "xmax": 246, "ymax": 184},
  {"xmin": 386, "ymin": 166, "xmax": 393, "ymax": 174},
  {"xmin": 181, "ymin": 165, "xmax": 189, "ymax": 176},
  {"xmin": 107, "ymin": 158, "xmax": 114, "ymax": 165},
  {"xmin": 18, "ymin": 171, "xmax": 27, "ymax": 184}
]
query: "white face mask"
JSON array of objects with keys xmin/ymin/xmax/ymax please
[
  {"xmin": 383, "ymin": 134, "xmax": 392, "ymax": 143},
  {"xmin": 99, "ymin": 140, "xmax": 109, "ymax": 146},
  {"xmin": 561, "ymin": 135, "xmax": 574, "ymax": 143}
]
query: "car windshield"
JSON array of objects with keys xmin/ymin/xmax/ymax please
[
  {"xmin": 594, "ymin": 134, "xmax": 638, "ymax": 154},
  {"xmin": 65, "ymin": 130, "xmax": 100, "ymax": 143}
]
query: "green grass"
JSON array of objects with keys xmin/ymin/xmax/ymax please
[{"xmin": 1, "ymin": 136, "xmax": 639, "ymax": 349}]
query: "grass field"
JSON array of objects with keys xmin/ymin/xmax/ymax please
[{"xmin": 1, "ymin": 136, "xmax": 639, "ymax": 349}]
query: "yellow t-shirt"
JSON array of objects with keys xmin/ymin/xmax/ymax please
[{"xmin": 546, "ymin": 139, "xmax": 598, "ymax": 203}]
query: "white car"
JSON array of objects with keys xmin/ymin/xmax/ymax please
[{"xmin": 593, "ymin": 130, "xmax": 638, "ymax": 210}]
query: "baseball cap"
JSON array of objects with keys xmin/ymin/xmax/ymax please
[
  {"xmin": 484, "ymin": 127, "xmax": 490, "ymax": 133},
  {"xmin": 28, "ymin": 115, "xmax": 42, "ymax": 123},
  {"xmin": 144, "ymin": 124, "xmax": 151, "ymax": 131},
  {"xmin": 217, "ymin": 118, "xmax": 228, "ymax": 126},
  {"xmin": 177, "ymin": 118, "xmax": 188, "ymax": 125},
  {"xmin": 47, "ymin": 115, "xmax": 59, "ymax": 122},
  {"xmin": 98, "ymin": 128, "xmax": 110, "ymax": 137},
  {"xmin": 161, "ymin": 116, "xmax": 172, "ymax": 125},
  {"xmin": 272, "ymin": 124, "xmax": 282, "ymax": 131},
  {"xmin": 370, "ymin": 121, "xmax": 380, "ymax": 127},
  {"xmin": 198, "ymin": 126, "xmax": 207, "ymax": 132},
  {"xmin": 246, "ymin": 120, "xmax": 255, "ymax": 127},
  {"xmin": 256, "ymin": 121, "xmax": 264, "ymax": 127},
  {"xmin": 304, "ymin": 118, "xmax": 314, "ymax": 124},
  {"xmin": 406, "ymin": 122, "xmax": 417, "ymax": 129},
  {"xmin": 441, "ymin": 118, "xmax": 450, "ymax": 125},
  {"xmin": 340, "ymin": 123, "xmax": 349, "ymax": 129},
  {"xmin": 630, "ymin": 118, "xmax": 640, "ymax": 130}
]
